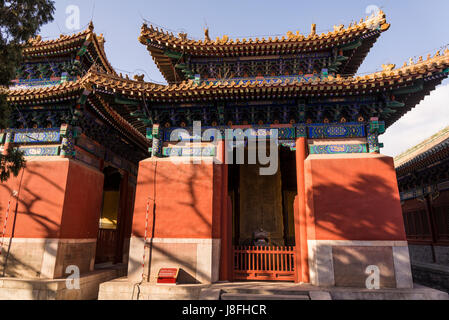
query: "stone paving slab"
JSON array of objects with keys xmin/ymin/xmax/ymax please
[{"xmin": 98, "ymin": 279, "xmax": 449, "ymax": 300}]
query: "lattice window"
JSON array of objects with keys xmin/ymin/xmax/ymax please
[
  {"xmin": 433, "ymin": 205, "xmax": 449, "ymax": 242},
  {"xmin": 403, "ymin": 209, "xmax": 432, "ymax": 241}
]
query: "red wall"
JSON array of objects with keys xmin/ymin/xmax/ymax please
[
  {"xmin": 60, "ymin": 160, "xmax": 104, "ymax": 239},
  {"xmin": 0, "ymin": 159, "xmax": 104, "ymax": 239},
  {"xmin": 131, "ymin": 159, "xmax": 224, "ymax": 239},
  {"xmin": 304, "ymin": 155, "xmax": 407, "ymax": 241}
]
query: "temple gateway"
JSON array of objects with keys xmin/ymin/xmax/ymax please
[{"xmin": 0, "ymin": 11, "xmax": 449, "ymax": 299}]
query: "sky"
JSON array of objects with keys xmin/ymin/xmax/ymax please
[{"xmin": 38, "ymin": 0, "xmax": 449, "ymax": 157}]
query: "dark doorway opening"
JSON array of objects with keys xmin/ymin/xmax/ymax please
[
  {"xmin": 227, "ymin": 144, "xmax": 298, "ymax": 281},
  {"xmin": 228, "ymin": 146, "xmax": 297, "ymax": 246},
  {"xmin": 95, "ymin": 166, "xmax": 127, "ymax": 265}
]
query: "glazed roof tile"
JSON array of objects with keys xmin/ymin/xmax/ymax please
[
  {"xmin": 23, "ymin": 22, "xmax": 116, "ymax": 75},
  {"xmin": 139, "ymin": 11, "xmax": 389, "ymax": 54},
  {"xmin": 7, "ymin": 48, "xmax": 449, "ymax": 102},
  {"xmin": 139, "ymin": 11, "xmax": 390, "ymax": 82},
  {"xmin": 6, "ymin": 48, "xmax": 449, "ymax": 134}
]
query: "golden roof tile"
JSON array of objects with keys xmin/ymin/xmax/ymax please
[
  {"xmin": 6, "ymin": 47, "xmax": 448, "ymax": 104},
  {"xmin": 140, "ymin": 11, "xmax": 390, "ymax": 83},
  {"xmin": 23, "ymin": 23, "xmax": 116, "ymax": 75}
]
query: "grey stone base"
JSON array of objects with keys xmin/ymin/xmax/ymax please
[
  {"xmin": 412, "ymin": 262, "xmax": 449, "ymax": 293},
  {"xmin": 0, "ymin": 266, "xmax": 126, "ymax": 300},
  {"xmin": 98, "ymin": 280, "xmax": 449, "ymax": 300},
  {"xmin": 98, "ymin": 278, "xmax": 208, "ymax": 300}
]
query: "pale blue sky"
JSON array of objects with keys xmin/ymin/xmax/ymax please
[
  {"xmin": 39, "ymin": 0, "xmax": 449, "ymax": 156},
  {"xmin": 41, "ymin": 0, "xmax": 449, "ymax": 84}
]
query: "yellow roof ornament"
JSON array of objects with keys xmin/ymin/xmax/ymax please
[
  {"xmin": 333, "ymin": 25, "xmax": 344, "ymax": 32},
  {"xmin": 381, "ymin": 64, "xmax": 395, "ymax": 72},
  {"xmin": 30, "ymin": 35, "xmax": 42, "ymax": 44},
  {"xmin": 97, "ymin": 34, "xmax": 105, "ymax": 47},
  {"xmin": 310, "ymin": 24, "xmax": 316, "ymax": 36},
  {"xmin": 204, "ymin": 28, "xmax": 211, "ymax": 42},
  {"xmin": 221, "ymin": 35, "xmax": 229, "ymax": 44}
]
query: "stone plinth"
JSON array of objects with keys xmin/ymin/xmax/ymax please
[
  {"xmin": 0, "ymin": 158, "xmax": 104, "ymax": 279},
  {"xmin": 304, "ymin": 154, "xmax": 413, "ymax": 289}
]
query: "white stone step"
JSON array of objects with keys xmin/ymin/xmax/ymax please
[{"xmin": 221, "ymin": 293, "xmax": 310, "ymax": 300}]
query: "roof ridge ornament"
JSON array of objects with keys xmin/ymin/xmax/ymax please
[
  {"xmin": 381, "ymin": 64, "xmax": 395, "ymax": 72},
  {"xmin": 310, "ymin": 24, "xmax": 317, "ymax": 36},
  {"xmin": 97, "ymin": 33, "xmax": 105, "ymax": 46},
  {"xmin": 333, "ymin": 24, "xmax": 344, "ymax": 32},
  {"xmin": 28, "ymin": 35, "xmax": 42, "ymax": 45},
  {"xmin": 204, "ymin": 28, "xmax": 211, "ymax": 42}
]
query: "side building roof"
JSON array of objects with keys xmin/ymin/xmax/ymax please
[
  {"xmin": 395, "ymin": 126, "xmax": 449, "ymax": 175},
  {"xmin": 22, "ymin": 22, "xmax": 116, "ymax": 75}
]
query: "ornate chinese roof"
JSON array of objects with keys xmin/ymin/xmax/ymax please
[
  {"xmin": 5, "ymin": 75, "xmax": 148, "ymax": 150},
  {"xmin": 139, "ymin": 11, "xmax": 390, "ymax": 83},
  {"xmin": 22, "ymin": 22, "xmax": 116, "ymax": 75},
  {"xmin": 6, "ymin": 43, "xmax": 449, "ymax": 135}
]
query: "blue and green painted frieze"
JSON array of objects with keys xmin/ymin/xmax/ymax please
[
  {"xmin": 309, "ymin": 144, "xmax": 368, "ymax": 155},
  {"xmin": 307, "ymin": 123, "xmax": 366, "ymax": 139},
  {"xmin": 12, "ymin": 128, "xmax": 61, "ymax": 144}
]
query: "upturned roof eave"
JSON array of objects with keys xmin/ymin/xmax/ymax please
[{"xmin": 139, "ymin": 11, "xmax": 390, "ymax": 82}]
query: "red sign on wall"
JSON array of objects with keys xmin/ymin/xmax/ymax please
[{"xmin": 157, "ymin": 268, "xmax": 179, "ymax": 284}]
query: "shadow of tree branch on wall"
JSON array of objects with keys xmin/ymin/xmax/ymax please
[
  {"xmin": 305, "ymin": 161, "xmax": 408, "ymax": 288},
  {"xmin": 307, "ymin": 170, "xmax": 404, "ymax": 240},
  {"xmin": 132, "ymin": 159, "xmax": 216, "ymax": 283},
  {"xmin": 0, "ymin": 164, "xmax": 60, "ymax": 279}
]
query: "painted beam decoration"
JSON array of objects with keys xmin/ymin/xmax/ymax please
[
  {"xmin": 13, "ymin": 128, "xmax": 61, "ymax": 144},
  {"xmin": 19, "ymin": 146, "xmax": 60, "ymax": 157},
  {"xmin": 162, "ymin": 146, "xmax": 216, "ymax": 157},
  {"xmin": 308, "ymin": 123, "xmax": 366, "ymax": 139},
  {"xmin": 164, "ymin": 126, "xmax": 297, "ymax": 142},
  {"xmin": 309, "ymin": 144, "xmax": 368, "ymax": 155},
  {"xmin": 368, "ymin": 119, "xmax": 386, "ymax": 153},
  {"xmin": 151, "ymin": 123, "xmax": 373, "ymax": 157}
]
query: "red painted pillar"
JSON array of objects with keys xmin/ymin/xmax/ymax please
[
  {"xmin": 295, "ymin": 137, "xmax": 310, "ymax": 283},
  {"xmin": 218, "ymin": 141, "xmax": 232, "ymax": 281}
]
